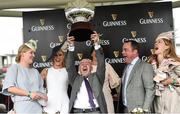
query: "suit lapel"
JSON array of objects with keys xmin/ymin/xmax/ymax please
[
  {"xmin": 127, "ymin": 59, "xmax": 141, "ymax": 86},
  {"xmin": 88, "ymin": 73, "xmax": 99, "ymax": 98},
  {"xmin": 75, "ymin": 76, "xmax": 84, "ymax": 92}
]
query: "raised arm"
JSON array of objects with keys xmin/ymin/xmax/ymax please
[
  {"xmin": 91, "ymin": 31, "xmax": 105, "ymax": 84},
  {"xmin": 66, "ymin": 36, "xmax": 78, "ymax": 85}
]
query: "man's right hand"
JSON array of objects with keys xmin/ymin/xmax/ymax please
[
  {"xmin": 67, "ymin": 36, "xmax": 75, "ymax": 47},
  {"xmin": 90, "ymin": 31, "xmax": 100, "ymax": 45}
]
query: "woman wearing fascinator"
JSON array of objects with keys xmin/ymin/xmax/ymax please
[
  {"xmin": 2, "ymin": 39, "xmax": 48, "ymax": 114},
  {"xmin": 148, "ymin": 31, "xmax": 180, "ymax": 113},
  {"xmin": 40, "ymin": 44, "xmax": 69, "ymax": 114}
]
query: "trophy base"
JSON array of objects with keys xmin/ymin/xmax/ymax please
[
  {"xmin": 69, "ymin": 22, "xmax": 94, "ymax": 42},
  {"xmin": 69, "ymin": 29, "xmax": 94, "ymax": 41}
]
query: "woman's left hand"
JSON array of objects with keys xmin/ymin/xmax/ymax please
[
  {"xmin": 160, "ymin": 77, "xmax": 173, "ymax": 86},
  {"xmin": 30, "ymin": 92, "xmax": 42, "ymax": 100}
]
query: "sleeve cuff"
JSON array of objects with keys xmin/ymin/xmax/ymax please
[
  {"xmin": 94, "ymin": 44, "xmax": 101, "ymax": 50},
  {"xmin": 68, "ymin": 46, "xmax": 75, "ymax": 51}
]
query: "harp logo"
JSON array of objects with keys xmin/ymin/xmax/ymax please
[
  {"xmin": 40, "ymin": 19, "xmax": 45, "ymax": 26},
  {"xmin": 41, "ymin": 55, "xmax": 47, "ymax": 62},
  {"xmin": 111, "ymin": 14, "xmax": 118, "ymax": 21},
  {"xmin": 131, "ymin": 31, "xmax": 137, "ymax": 38},
  {"xmin": 77, "ymin": 53, "xmax": 83, "ymax": 60},
  {"xmin": 113, "ymin": 51, "xmax": 120, "ymax": 58},
  {"xmin": 148, "ymin": 11, "xmax": 154, "ymax": 18},
  {"xmin": 58, "ymin": 36, "xmax": 64, "ymax": 43}
]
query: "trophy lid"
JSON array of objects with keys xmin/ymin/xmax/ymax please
[
  {"xmin": 65, "ymin": 0, "xmax": 94, "ymax": 23},
  {"xmin": 69, "ymin": 22, "xmax": 94, "ymax": 41},
  {"xmin": 65, "ymin": 0, "xmax": 95, "ymax": 41}
]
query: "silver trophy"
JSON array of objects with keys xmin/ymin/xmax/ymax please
[{"xmin": 65, "ymin": 0, "xmax": 95, "ymax": 41}]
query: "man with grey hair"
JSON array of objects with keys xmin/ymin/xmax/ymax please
[{"xmin": 66, "ymin": 31, "xmax": 107, "ymax": 113}]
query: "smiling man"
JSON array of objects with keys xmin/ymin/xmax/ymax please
[
  {"xmin": 78, "ymin": 59, "xmax": 92, "ymax": 77},
  {"xmin": 66, "ymin": 31, "xmax": 107, "ymax": 113},
  {"xmin": 118, "ymin": 40, "xmax": 155, "ymax": 113}
]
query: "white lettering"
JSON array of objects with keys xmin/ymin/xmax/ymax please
[
  {"xmin": 139, "ymin": 18, "xmax": 164, "ymax": 24},
  {"xmin": 103, "ymin": 20, "xmax": 127, "ymax": 27},
  {"xmin": 105, "ymin": 58, "xmax": 125, "ymax": 64},
  {"xmin": 141, "ymin": 56, "xmax": 148, "ymax": 62},
  {"xmin": 86, "ymin": 40, "xmax": 110, "ymax": 47},
  {"xmin": 33, "ymin": 62, "xmax": 52, "ymax": 68},
  {"xmin": 31, "ymin": 25, "xmax": 54, "ymax": 32},
  {"xmin": 122, "ymin": 38, "xmax": 147, "ymax": 43}
]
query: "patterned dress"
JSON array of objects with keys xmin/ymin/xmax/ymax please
[{"xmin": 152, "ymin": 59, "xmax": 180, "ymax": 113}]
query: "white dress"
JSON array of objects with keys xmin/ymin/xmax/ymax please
[{"xmin": 43, "ymin": 67, "xmax": 69, "ymax": 114}]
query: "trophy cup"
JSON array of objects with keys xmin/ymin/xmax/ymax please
[{"xmin": 65, "ymin": 0, "xmax": 95, "ymax": 41}]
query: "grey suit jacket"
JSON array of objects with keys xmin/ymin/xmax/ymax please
[
  {"xmin": 66, "ymin": 48, "xmax": 107, "ymax": 113},
  {"xmin": 124, "ymin": 59, "xmax": 155, "ymax": 111}
]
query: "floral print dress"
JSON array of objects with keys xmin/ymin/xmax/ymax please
[{"xmin": 152, "ymin": 58, "xmax": 180, "ymax": 113}]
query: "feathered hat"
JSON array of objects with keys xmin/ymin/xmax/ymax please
[{"xmin": 156, "ymin": 31, "xmax": 174, "ymax": 41}]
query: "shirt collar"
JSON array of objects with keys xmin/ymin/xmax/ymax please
[{"xmin": 130, "ymin": 56, "xmax": 139, "ymax": 65}]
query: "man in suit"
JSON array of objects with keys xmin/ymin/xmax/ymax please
[
  {"xmin": 118, "ymin": 40, "xmax": 155, "ymax": 113},
  {"xmin": 66, "ymin": 31, "xmax": 107, "ymax": 113}
]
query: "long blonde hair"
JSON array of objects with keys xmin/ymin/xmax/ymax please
[
  {"xmin": 15, "ymin": 44, "xmax": 31, "ymax": 63},
  {"xmin": 163, "ymin": 39, "xmax": 180, "ymax": 62}
]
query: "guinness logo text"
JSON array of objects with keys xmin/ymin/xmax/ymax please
[{"xmin": 31, "ymin": 18, "xmax": 55, "ymax": 32}]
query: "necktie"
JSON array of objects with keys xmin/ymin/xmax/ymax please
[{"xmin": 83, "ymin": 77, "xmax": 96, "ymax": 108}]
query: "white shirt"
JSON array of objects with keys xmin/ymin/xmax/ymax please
[
  {"xmin": 123, "ymin": 57, "xmax": 139, "ymax": 106},
  {"xmin": 73, "ymin": 79, "xmax": 99, "ymax": 109}
]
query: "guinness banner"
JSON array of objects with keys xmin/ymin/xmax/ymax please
[
  {"xmin": 23, "ymin": 2, "xmax": 173, "ymax": 76},
  {"xmin": 23, "ymin": 10, "xmax": 69, "ymax": 71}
]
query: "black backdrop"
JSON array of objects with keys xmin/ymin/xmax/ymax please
[
  {"xmin": 23, "ymin": 1, "xmax": 173, "ymax": 76},
  {"xmin": 23, "ymin": 1, "xmax": 173, "ymax": 112}
]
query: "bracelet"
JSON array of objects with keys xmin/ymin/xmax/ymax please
[
  {"xmin": 27, "ymin": 91, "xmax": 32, "ymax": 98},
  {"xmin": 172, "ymin": 78, "xmax": 177, "ymax": 85}
]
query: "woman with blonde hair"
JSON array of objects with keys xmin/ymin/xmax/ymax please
[
  {"xmin": 2, "ymin": 39, "xmax": 47, "ymax": 114},
  {"xmin": 148, "ymin": 31, "xmax": 180, "ymax": 113}
]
